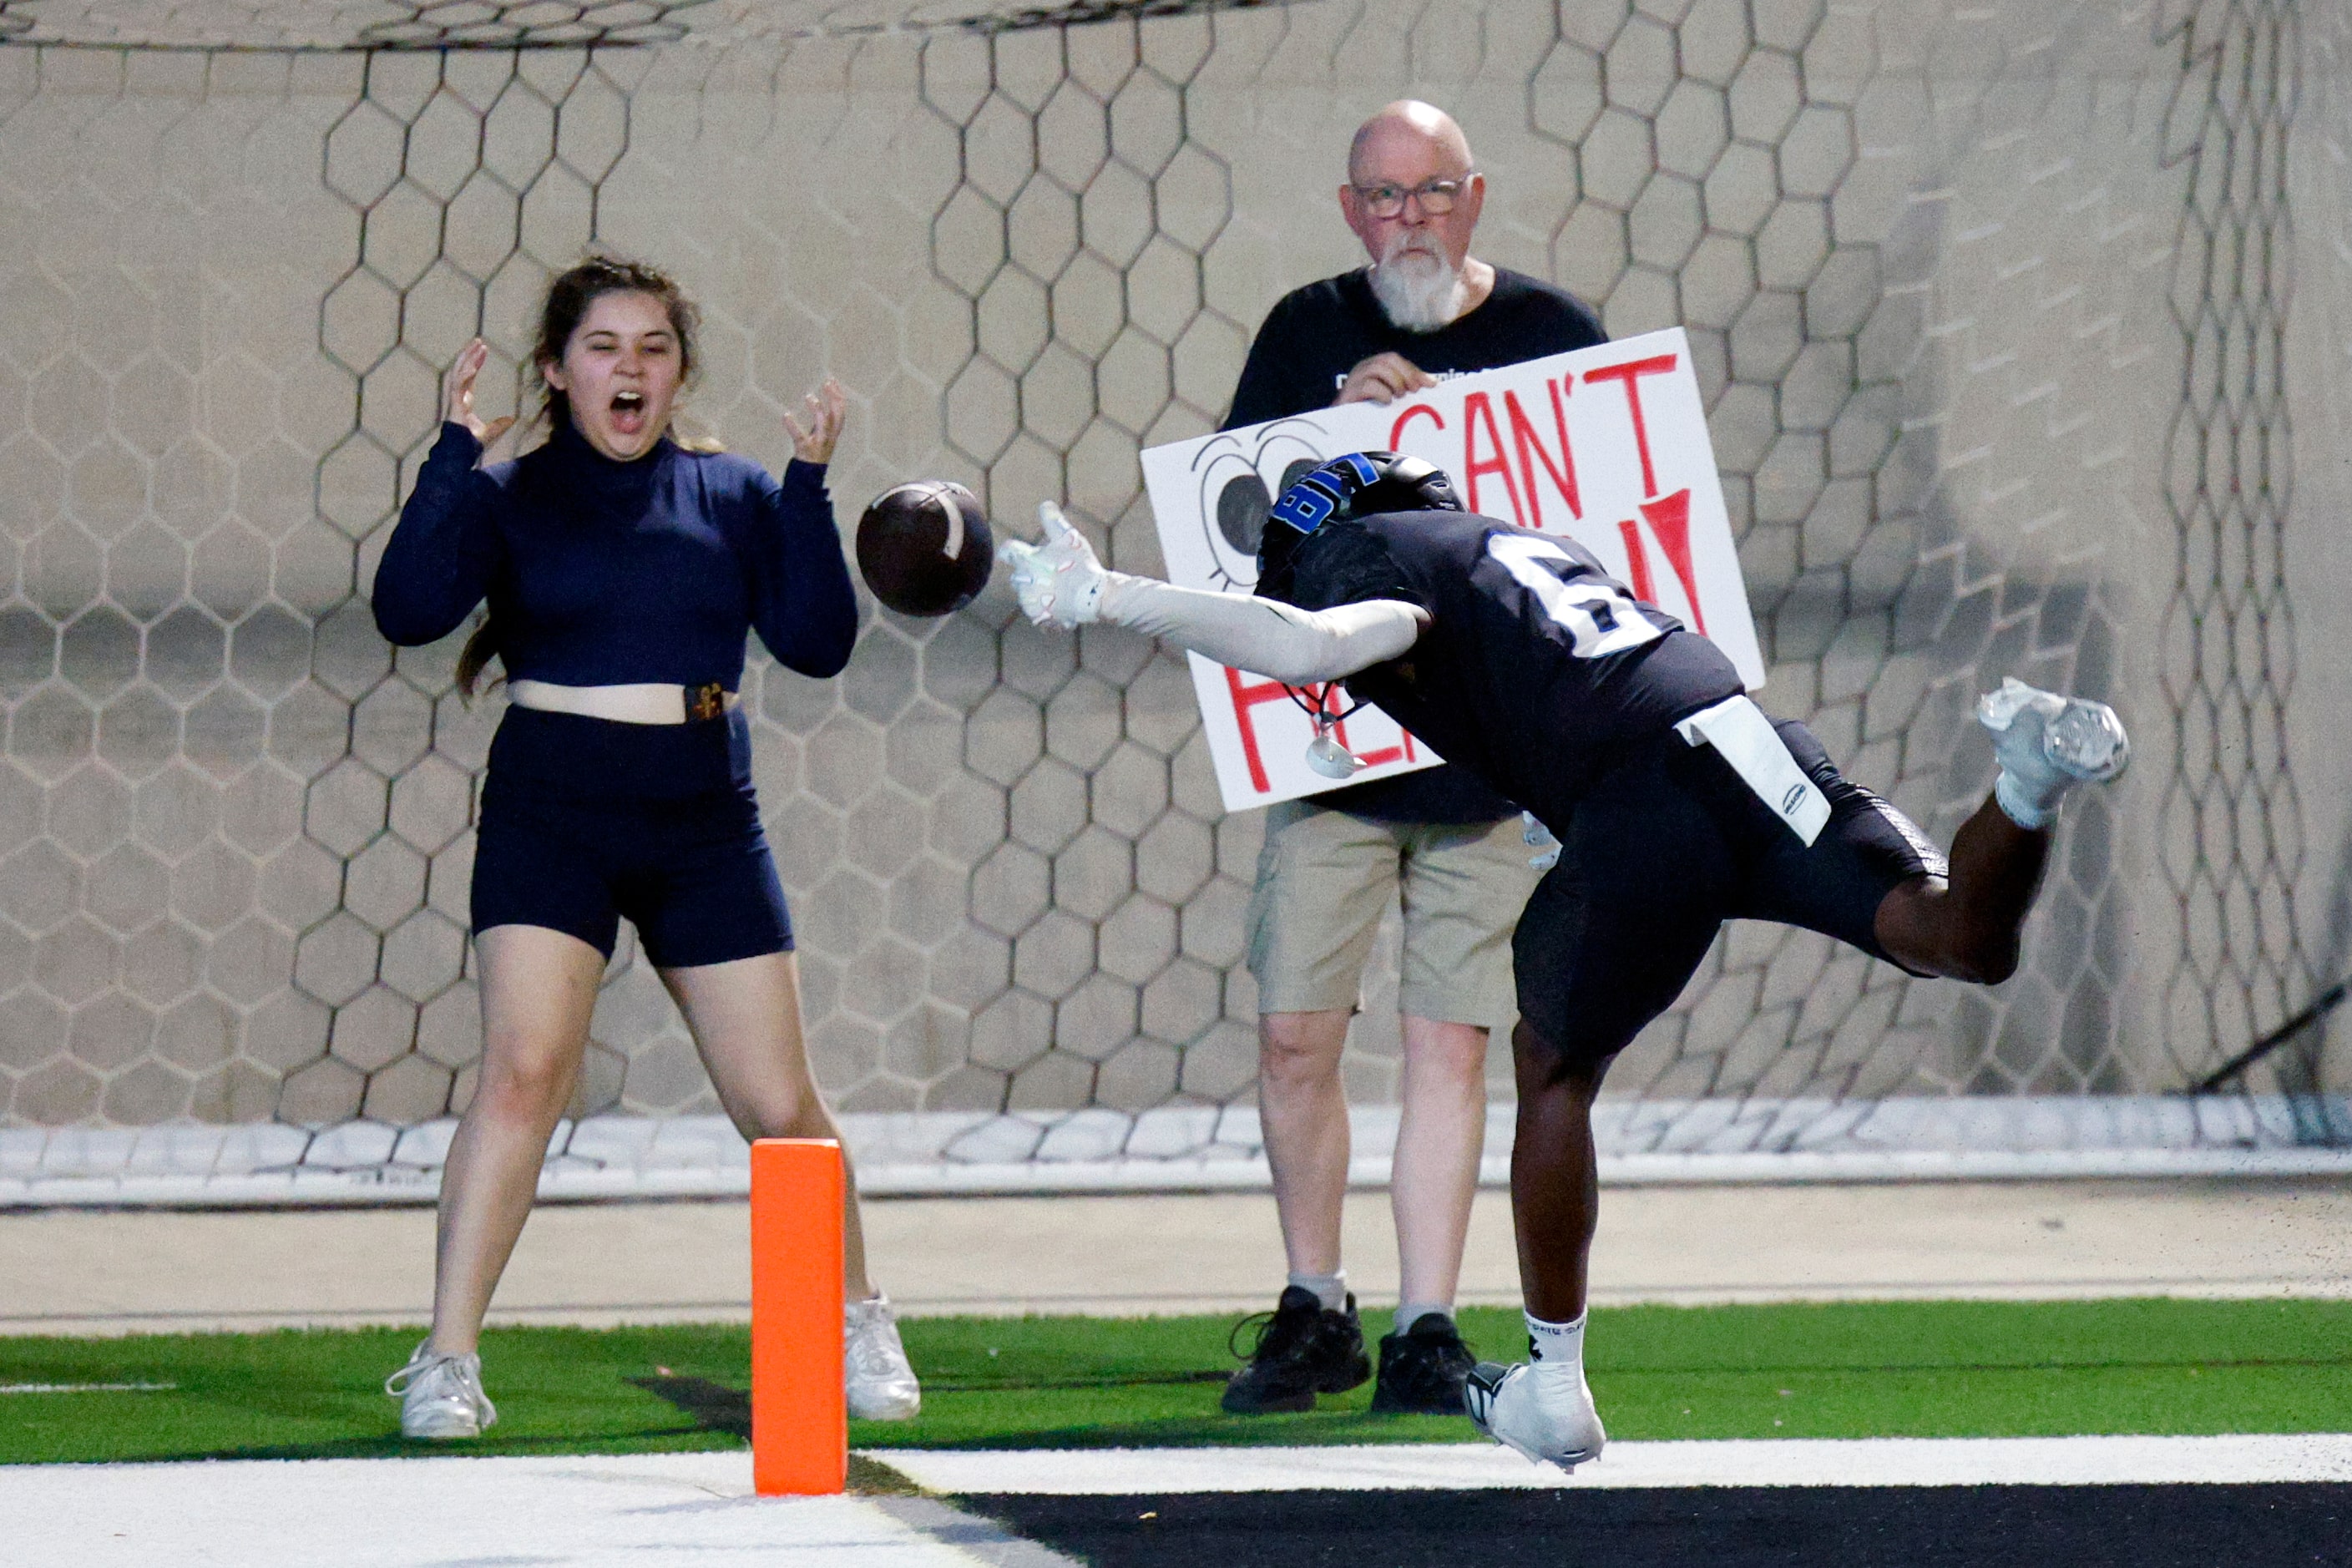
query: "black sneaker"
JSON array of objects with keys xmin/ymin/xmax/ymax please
[
  {"xmin": 1369, "ymin": 1312, "xmax": 1476, "ymax": 1414},
  {"xmin": 1220, "ymin": 1287, "xmax": 1371, "ymax": 1414}
]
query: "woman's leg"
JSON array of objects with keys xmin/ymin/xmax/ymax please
[
  {"xmin": 430, "ymin": 924, "xmax": 605, "ymax": 1355},
  {"xmin": 660, "ymin": 950, "xmax": 874, "ymax": 1300}
]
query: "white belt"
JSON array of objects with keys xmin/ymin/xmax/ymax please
[
  {"xmin": 1674, "ymin": 695, "xmax": 1830, "ymax": 846},
  {"xmin": 508, "ymin": 680, "xmax": 740, "ymax": 726}
]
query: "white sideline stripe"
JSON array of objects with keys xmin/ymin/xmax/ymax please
[
  {"xmin": 0, "ymin": 1382, "xmax": 175, "ymax": 1393},
  {"xmin": 881, "ymin": 1434, "xmax": 2352, "ymax": 1494},
  {"xmin": 0, "ymin": 1451, "xmax": 1081, "ymax": 1568}
]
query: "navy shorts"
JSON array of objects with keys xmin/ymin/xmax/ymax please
[
  {"xmin": 1513, "ymin": 719, "xmax": 1945, "ymax": 1070},
  {"xmin": 470, "ymin": 707, "xmax": 792, "ymax": 969}
]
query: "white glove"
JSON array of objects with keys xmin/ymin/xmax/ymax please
[
  {"xmin": 997, "ymin": 501, "xmax": 1110, "ymax": 628},
  {"xmin": 1524, "ymin": 811, "xmax": 1561, "ymax": 873}
]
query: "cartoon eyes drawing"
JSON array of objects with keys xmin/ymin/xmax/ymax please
[{"xmin": 1188, "ymin": 419, "xmax": 1333, "ymax": 591}]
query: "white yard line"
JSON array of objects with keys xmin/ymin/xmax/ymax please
[
  {"xmin": 879, "ymin": 1434, "xmax": 2352, "ymax": 1493},
  {"xmin": 7, "ymin": 1438, "xmax": 2349, "ymax": 1566},
  {"xmin": 0, "ymin": 1451, "xmax": 1078, "ymax": 1568},
  {"xmin": 0, "ymin": 1383, "xmax": 175, "ymax": 1393}
]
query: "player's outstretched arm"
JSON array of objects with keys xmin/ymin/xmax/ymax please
[{"xmin": 998, "ymin": 503, "xmax": 1426, "ymax": 683}]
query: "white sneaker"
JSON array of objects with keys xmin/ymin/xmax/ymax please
[
  {"xmin": 845, "ymin": 1294, "xmax": 921, "ymax": 1421},
  {"xmin": 1976, "ymin": 677, "xmax": 2129, "ymax": 827},
  {"xmin": 386, "ymin": 1338, "xmax": 497, "ymax": 1440},
  {"xmin": 1464, "ymin": 1360, "xmax": 1605, "ymax": 1472}
]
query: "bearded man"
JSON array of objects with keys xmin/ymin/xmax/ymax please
[{"xmin": 1215, "ymin": 101, "xmax": 1608, "ymax": 1419}]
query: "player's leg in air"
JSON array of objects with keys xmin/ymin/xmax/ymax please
[{"xmin": 1468, "ymin": 680, "xmax": 2128, "ymax": 1470}]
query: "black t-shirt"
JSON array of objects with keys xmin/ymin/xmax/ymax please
[
  {"xmin": 1226, "ymin": 267, "xmax": 1606, "ymax": 823},
  {"xmin": 1282, "ymin": 509, "xmax": 1746, "ymax": 832}
]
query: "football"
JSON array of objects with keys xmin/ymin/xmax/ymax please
[{"xmin": 855, "ymin": 480, "xmax": 994, "ymax": 617}]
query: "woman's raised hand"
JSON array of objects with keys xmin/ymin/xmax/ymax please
[
  {"xmin": 783, "ymin": 377, "xmax": 847, "ymax": 466},
  {"xmin": 443, "ymin": 338, "xmax": 516, "ymax": 450}
]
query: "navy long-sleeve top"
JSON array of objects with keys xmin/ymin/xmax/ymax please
[{"xmin": 372, "ymin": 417, "xmax": 858, "ymax": 690}]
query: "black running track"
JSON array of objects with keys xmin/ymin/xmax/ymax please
[{"xmin": 962, "ymin": 1485, "xmax": 2352, "ymax": 1567}]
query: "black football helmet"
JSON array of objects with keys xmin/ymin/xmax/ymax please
[{"xmin": 1257, "ymin": 451, "xmax": 1462, "ymax": 600}]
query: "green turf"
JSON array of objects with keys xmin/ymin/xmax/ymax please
[{"xmin": 3, "ymin": 1297, "xmax": 2349, "ymax": 1466}]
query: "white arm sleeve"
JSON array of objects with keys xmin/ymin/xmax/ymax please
[{"xmin": 1094, "ymin": 573, "xmax": 1426, "ymax": 683}]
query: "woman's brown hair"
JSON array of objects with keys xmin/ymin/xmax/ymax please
[{"xmin": 454, "ymin": 255, "xmax": 703, "ymax": 700}]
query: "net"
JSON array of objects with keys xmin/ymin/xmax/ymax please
[{"xmin": 0, "ymin": 0, "xmax": 2345, "ymax": 1196}]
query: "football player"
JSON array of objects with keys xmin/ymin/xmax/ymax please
[{"xmin": 1001, "ymin": 453, "xmax": 2127, "ymax": 1470}]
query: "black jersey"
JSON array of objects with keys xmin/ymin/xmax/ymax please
[
  {"xmin": 1281, "ymin": 510, "xmax": 1747, "ymax": 828},
  {"xmin": 1224, "ymin": 269, "xmax": 1602, "ymax": 827}
]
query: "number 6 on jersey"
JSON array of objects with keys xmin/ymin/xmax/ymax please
[{"xmin": 1485, "ymin": 533, "xmax": 1666, "ymax": 659}]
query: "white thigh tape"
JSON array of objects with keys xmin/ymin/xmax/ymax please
[{"xmin": 1673, "ymin": 695, "xmax": 1830, "ymax": 847}]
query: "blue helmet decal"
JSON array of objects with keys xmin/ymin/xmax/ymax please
[{"xmin": 1267, "ymin": 452, "xmax": 1383, "ymax": 535}]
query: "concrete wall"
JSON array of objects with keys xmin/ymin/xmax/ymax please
[{"xmin": 0, "ymin": 0, "xmax": 2340, "ymax": 1133}]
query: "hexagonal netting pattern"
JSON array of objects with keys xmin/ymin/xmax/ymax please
[
  {"xmin": 2147, "ymin": 0, "xmax": 2314, "ymax": 1090},
  {"xmin": 0, "ymin": 1, "xmax": 1274, "ymax": 52},
  {"xmin": 0, "ymin": 0, "xmax": 2343, "ymax": 1143}
]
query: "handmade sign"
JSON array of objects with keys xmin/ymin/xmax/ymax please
[{"xmin": 1140, "ymin": 326, "xmax": 1765, "ymax": 813}]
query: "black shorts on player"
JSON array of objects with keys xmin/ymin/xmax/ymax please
[{"xmin": 1510, "ymin": 718, "xmax": 1946, "ymax": 1067}]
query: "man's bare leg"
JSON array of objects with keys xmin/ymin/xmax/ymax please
[
  {"xmin": 1391, "ymin": 1015, "xmax": 1489, "ymax": 1316},
  {"xmin": 1258, "ymin": 1008, "xmax": 1353, "ymax": 1279},
  {"xmin": 1225, "ymin": 1007, "xmax": 1373, "ymax": 1414}
]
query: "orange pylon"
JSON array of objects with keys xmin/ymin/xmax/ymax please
[{"xmin": 750, "ymin": 1137, "xmax": 845, "ymax": 1495}]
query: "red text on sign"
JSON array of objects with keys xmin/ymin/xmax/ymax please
[
  {"xmin": 1224, "ymin": 665, "xmax": 1295, "ymax": 795},
  {"xmin": 1582, "ymin": 353, "xmax": 1678, "ymax": 498},
  {"xmin": 1505, "ymin": 379, "xmax": 1581, "ymax": 529},
  {"xmin": 1638, "ymin": 488, "xmax": 1706, "ymax": 635},
  {"xmin": 1615, "ymin": 518, "xmax": 1657, "ymax": 604},
  {"xmin": 1459, "ymin": 393, "xmax": 1525, "ymax": 521},
  {"xmin": 1390, "ymin": 402, "xmax": 1443, "ymax": 447}
]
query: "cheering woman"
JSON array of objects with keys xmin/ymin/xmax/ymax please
[{"xmin": 371, "ymin": 256, "xmax": 919, "ymax": 1438}]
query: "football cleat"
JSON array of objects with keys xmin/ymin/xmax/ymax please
[
  {"xmin": 845, "ymin": 1294, "xmax": 923, "ymax": 1421},
  {"xmin": 386, "ymin": 1339, "xmax": 497, "ymax": 1440},
  {"xmin": 1464, "ymin": 1360, "xmax": 1605, "ymax": 1473},
  {"xmin": 1976, "ymin": 677, "xmax": 2129, "ymax": 828}
]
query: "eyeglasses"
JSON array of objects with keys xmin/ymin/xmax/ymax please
[{"xmin": 1350, "ymin": 174, "xmax": 1477, "ymax": 219}]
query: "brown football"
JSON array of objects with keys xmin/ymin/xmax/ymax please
[{"xmin": 854, "ymin": 480, "xmax": 994, "ymax": 618}]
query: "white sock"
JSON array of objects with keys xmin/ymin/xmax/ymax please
[
  {"xmin": 1394, "ymin": 1302, "xmax": 1454, "ymax": 1336},
  {"xmin": 1289, "ymin": 1270, "xmax": 1348, "ymax": 1313},
  {"xmin": 1525, "ymin": 1311, "xmax": 1586, "ymax": 1381},
  {"xmin": 1994, "ymin": 769, "xmax": 2060, "ymax": 831}
]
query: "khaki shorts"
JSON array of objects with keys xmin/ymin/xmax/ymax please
[{"xmin": 1244, "ymin": 799, "xmax": 1540, "ymax": 1029}]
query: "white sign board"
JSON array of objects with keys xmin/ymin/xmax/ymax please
[{"xmin": 1140, "ymin": 327, "xmax": 1764, "ymax": 814}]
